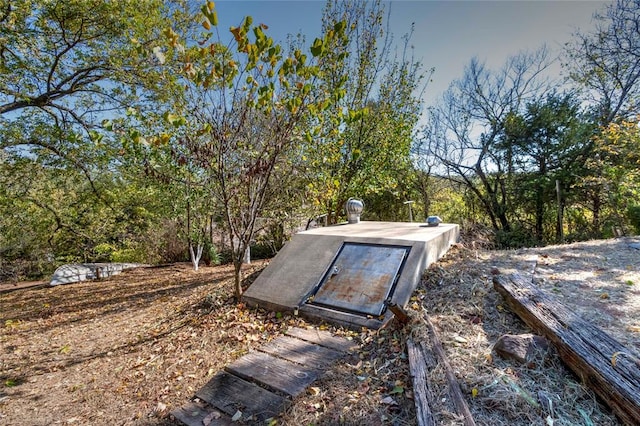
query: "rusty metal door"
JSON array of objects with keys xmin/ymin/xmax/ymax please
[{"xmin": 307, "ymin": 243, "xmax": 411, "ymax": 317}]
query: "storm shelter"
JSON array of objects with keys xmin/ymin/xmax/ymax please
[{"xmin": 243, "ymin": 221, "xmax": 459, "ymax": 329}]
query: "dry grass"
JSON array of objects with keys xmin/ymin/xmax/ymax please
[
  {"xmin": 2, "ymin": 235, "xmax": 638, "ymax": 425},
  {"xmin": 412, "ymin": 244, "xmax": 622, "ymax": 426}
]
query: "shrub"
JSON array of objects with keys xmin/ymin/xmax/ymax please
[
  {"xmin": 627, "ymin": 205, "xmax": 640, "ymax": 234},
  {"xmin": 495, "ymin": 226, "xmax": 537, "ymax": 249}
]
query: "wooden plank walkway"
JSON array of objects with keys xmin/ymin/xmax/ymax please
[
  {"xmin": 285, "ymin": 327, "xmax": 358, "ymax": 352},
  {"xmin": 225, "ymin": 351, "xmax": 320, "ymax": 397},
  {"xmin": 259, "ymin": 335, "xmax": 344, "ymax": 368},
  {"xmin": 172, "ymin": 327, "xmax": 357, "ymax": 425},
  {"xmin": 195, "ymin": 372, "xmax": 287, "ymax": 422}
]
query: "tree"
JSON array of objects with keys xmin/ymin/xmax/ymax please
[
  {"xmin": 148, "ymin": 3, "xmax": 349, "ymax": 300},
  {"xmin": 564, "ymin": 0, "xmax": 640, "ymax": 125},
  {"xmin": 304, "ymin": 0, "xmax": 427, "ymax": 224},
  {"xmin": 0, "ymin": 0, "xmax": 191, "ymax": 271},
  {"xmin": 0, "ymin": 0, "xmax": 184, "ymax": 160},
  {"xmin": 501, "ymin": 91, "xmax": 593, "ymax": 243},
  {"xmin": 564, "ymin": 0, "xmax": 640, "ymax": 236},
  {"xmin": 585, "ymin": 117, "xmax": 640, "ymax": 235},
  {"xmin": 0, "ymin": 149, "xmax": 169, "ymax": 276},
  {"xmin": 418, "ymin": 49, "xmax": 552, "ymax": 237}
]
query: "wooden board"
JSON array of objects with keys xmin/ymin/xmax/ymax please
[
  {"xmin": 225, "ymin": 351, "xmax": 319, "ymax": 397},
  {"xmin": 174, "ymin": 328, "xmax": 356, "ymax": 426},
  {"xmin": 195, "ymin": 372, "xmax": 287, "ymax": 422},
  {"xmin": 259, "ymin": 335, "xmax": 344, "ymax": 368},
  {"xmin": 494, "ymin": 273, "xmax": 640, "ymax": 425},
  {"xmin": 422, "ymin": 315, "xmax": 476, "ymax": 426},
  {"xmin": 407, "ymin": 339, "xmax": 437, "ymax": 426},
  {"xmin": 285, "ymin": 327, "xmax": 358, "ymax": 353},
  {"xmin": 171, "ymin": 401, "xmax": 233, "ymax": 426},
  {"xmin": 298, "ymin": 304, "xmax": 387, "ymax": 331}
]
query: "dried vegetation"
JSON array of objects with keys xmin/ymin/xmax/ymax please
[{"xmin": 1, "ymin": 234, "xmax": 638, "ymax": 425}]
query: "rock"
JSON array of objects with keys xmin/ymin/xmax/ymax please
[
  {"xmin": 49, "ymin": 263, "xmax": 144, "ymax": 286},
  {"xmin": 493, "ymin": 334, "xmax": 550, "ymax": 367}
]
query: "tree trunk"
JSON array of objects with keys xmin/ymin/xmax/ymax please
[
  {"xmin": 593, "ymin": 194, "xmax": 602, "ymax": 238},
  {"xmin": 497, "ymin": 210, "xmax": 511, "ymax": 232},
  {"xmin": 234, "ymin": 261, "xmax": 243, "ymax": 301},
  {"xmin": 475, "ymin": 166, "xmax": 510, "ymax": 232},
  {"xmin": 417, "ymin": 172, "xmax": 432, "ymax": 219},
  {"xmin": 496, "ymin": 177, "xmax": 512, "ymax": 232},
  {"xmin": 535, "ymin": 186, "xmax": 544, "ymax": 242},
  {"xmin": 556, "ymin": 180, "xmax": 564, "ymax": 243},
  {"xmin": 422, "ymin": 193, "xmax": 431, "ymax": 220},
  {"xmin": 189, "ymin": 243, "xmax": 203, "ymax": 271}
]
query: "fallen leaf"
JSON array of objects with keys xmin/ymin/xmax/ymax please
[
  {"xmin": 454, "ymin": 335, "xmax": 468, "ymax": 344},
  {"xmin": 390, "ymin": 385, "xmax": 404, "ymax": 395},
  {"xmin": 380, "ymin": 396, "xmax": 397, "ymax": 405}
]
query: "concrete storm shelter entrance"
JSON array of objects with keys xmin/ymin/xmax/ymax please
[{"xmin": 244, "ymin": 221, "xmax": 459, "ymax": 329}]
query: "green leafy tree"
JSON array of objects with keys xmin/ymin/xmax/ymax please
[
  {"xmin": 0, "ymin": 0, "xmax": 183, "ymax": 160},
  {"xmin": 0, "ymin": 0, "xmax": 191, "ymax": 271},
  {"xmin": 114, "ymin": 104, "xmax": 223, "ymax": 270},
  {"xmin": 585, "ymin": 117, "xmax": 640, "ymax": 235},
  {"xmin": 501, "ymin": 91, "xmax": 593, "ymax": 243},
  {"xmin": 150, "ymin": 2, "xmax": 349, "ymax": 299},
  {"xmin": 563, "ymin": 0, "xmax": 640, "ymax": 236},
  {"xmin": 0, "ymin": 151, "xmax": 167, "ymax": 275},
  {"xmin": 305, "ymin": 0, "xmax": 427, "ymax": 224}
]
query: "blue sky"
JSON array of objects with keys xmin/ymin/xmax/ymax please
[{"xmin": 213, "ymin": 0, "xmax": 609, "ymax": 105}]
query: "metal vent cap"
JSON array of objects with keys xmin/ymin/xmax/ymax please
[{"xmin": 345, "ymin": 198, "xmax": 364, "ymax": 224}]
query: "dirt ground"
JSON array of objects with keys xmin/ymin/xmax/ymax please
[{"xmin": 1, "ymin": 236, "xmax": 639, "ymax": 425}]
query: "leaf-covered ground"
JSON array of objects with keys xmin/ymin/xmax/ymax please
[{"xmin": 1, "ymin": 237, "xmax": 638, "ymax": 425}]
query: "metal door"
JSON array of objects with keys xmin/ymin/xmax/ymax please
[{"xmin": 307, "ymin": 243, "xmax": 410, "ymax": 317}]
